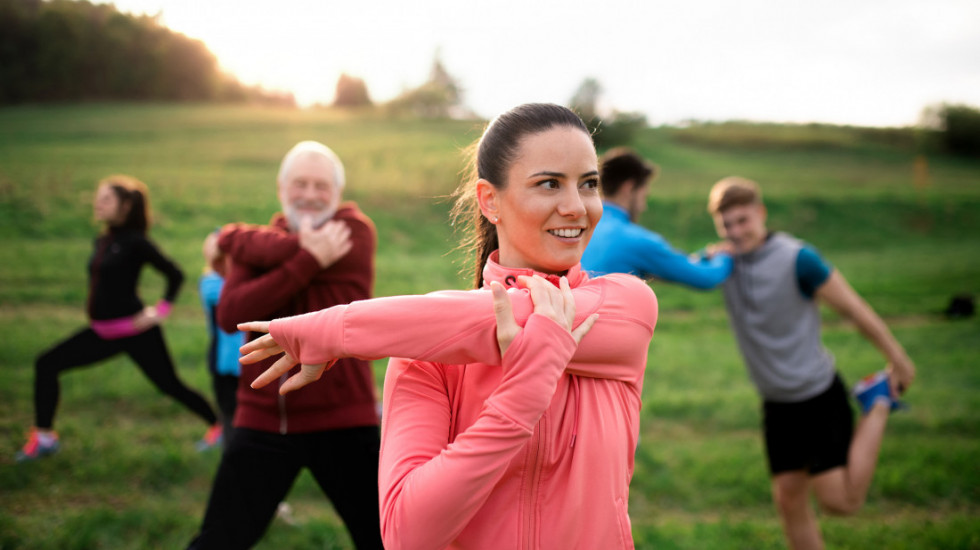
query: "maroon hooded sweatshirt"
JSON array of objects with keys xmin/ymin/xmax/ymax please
[{"xmin": 217, "ymin": 203, "xmax": 378, "ymax": 433}]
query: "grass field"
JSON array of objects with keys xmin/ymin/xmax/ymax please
[{"xmin": 1, "ymin": 103, "xmax": 978, "ymax": 549}]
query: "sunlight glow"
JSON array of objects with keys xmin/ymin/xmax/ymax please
[{"xmin": 100, "ymin": 0, "xmax": 980, "ymax": 126}]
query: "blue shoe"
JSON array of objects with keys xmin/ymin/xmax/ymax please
[
  {"xmin": 852, "ymin": 371, "xmax": 903, "ymax": 414},
  {"xmin": 16, "ymin": 428, "xmax": 60, "ymax": 463}
]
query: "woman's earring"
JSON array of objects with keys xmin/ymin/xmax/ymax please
[{"xmin": 492, "ymin": 216, "xmax": 499, "ymax": 224}]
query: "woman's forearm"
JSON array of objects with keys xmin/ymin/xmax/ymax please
[{"xmin": 270, "ymin": 274, "xmax": 657, "ymax": 383}]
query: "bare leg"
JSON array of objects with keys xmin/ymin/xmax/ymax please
[
  {"xmin": 772, "ymin": 471, "xmax": 824, "ymax": 550},
  {"xmin": 811, "ymin": 401, "xmax": 889, "ymax": 515}
]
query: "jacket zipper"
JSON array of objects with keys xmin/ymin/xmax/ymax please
[
  {"xmin": 569, "ymin": 377, "xmax": 579, "ymax": 449},
  {"xmin": 278, "ymin": 374, "xmax": 288, "ymax": 434},
  {"xmin": 522, "ymin": 415, "xmax": 546, "ymax": 549},
  {"xmin": 88, "ymin": 235, "xmax": 111, "ymax": 317}
]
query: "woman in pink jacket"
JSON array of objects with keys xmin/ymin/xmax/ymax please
[{"xmin": 241, "ymin": 103, "xmax": 658, "ymax": 549}]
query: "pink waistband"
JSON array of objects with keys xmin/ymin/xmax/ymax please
[
  {"xmin": 90, "ymin": 317, "xmax": 139, "ymax": 340},
  {"xmin": 90, "ymin": 301, "xmax": 171, "ymax": 340}
]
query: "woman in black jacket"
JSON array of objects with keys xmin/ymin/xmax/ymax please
[{"xmin": 17, "ymin": 175, "xmax": 221, "ymax": 462}]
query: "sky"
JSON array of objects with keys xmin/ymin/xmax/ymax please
[{"xmin": 96, "ymin": 0, "xmax": 980, "ymax": 127}]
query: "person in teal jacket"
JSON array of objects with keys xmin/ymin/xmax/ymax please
[
  {"xmin": 198, "ymin": 230, "xmax": 243, "ymax": 448},
  {"xmin": 581, "ymin": 147, "xmax": 731, "ymax": 288}
]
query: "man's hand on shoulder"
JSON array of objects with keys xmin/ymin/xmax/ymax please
[
  {"xmin": 218, "ymin": 222, "xmax": 299, "ymax": 267},
  {"xmin": 299, "ymin": 216, "xmax": 353, "ymax": 269},
  {"xmin": 702, "ymin": 241, "xmax": 734, "ymax": 259}
]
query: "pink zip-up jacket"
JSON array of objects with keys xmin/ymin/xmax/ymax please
[{"xmin": 269, "ymin": 253, "xmax": 658, "ymax": 549}]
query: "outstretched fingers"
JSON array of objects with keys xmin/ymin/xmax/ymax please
[
  {"xmin": 239, "ymin": 333, "xmax": 284, "ymax": 364},
  {"xmin": 234, "ymin": 320, "xmax": 332, "ymax": 395},
  {"xmin": 249, "ymin": 352, "xmax": 301, "ymax": 389},
  {"xmin": 237, "ymin": 321, "xmax": 271, "ymax": 334},
  {"xmin": 279, "ymin": 363, "xmax": 329, "ymax": 394}
]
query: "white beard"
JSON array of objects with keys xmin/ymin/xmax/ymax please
[{"xmin": 284, "ymin": 204, "xmax": 336, "ymax": 231}]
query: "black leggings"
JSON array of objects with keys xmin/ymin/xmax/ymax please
[
  {"xmin": 188, "ymin": 426, "xmax": 384, "ymax": 550},
  {"xmin": 33, "ymin": 326, "xmax": 217, "ymax": 429},
  {"xmin": 211, "ymin": 373, "xmax": 238, "ymax": 438}
]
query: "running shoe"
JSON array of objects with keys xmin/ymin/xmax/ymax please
[
  {"xmin": 16, "ymin": 428, "xmax": 60, "ymax": 463},
  {"xmin": 852, "ymin": 371, "xmax": 903, "ymax": 414},
  {"xmin": 195, "ymin": 424, "xmax": 223, "ymax": 452}
]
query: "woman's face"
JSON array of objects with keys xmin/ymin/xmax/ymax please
[
  {"xmin": 481, "ymin": 126, "xmax": 601, "ymax": 274},
  {"xmin": 93, "ymin": 184, "xmax": 126, "ymax": 225}
]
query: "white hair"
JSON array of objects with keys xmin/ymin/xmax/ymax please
[{"xmin": 277, "ymin": 140, "xmax": 346, "ymax": 189}]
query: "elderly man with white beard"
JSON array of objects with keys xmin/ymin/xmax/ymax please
[{"xmin": 188, "ymin": 141, "xmax": 383, "ymax": 550}]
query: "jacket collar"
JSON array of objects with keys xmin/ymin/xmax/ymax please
[{"xmin": 481, "ymin": 250, "xmax": 589, "ymax": 290}]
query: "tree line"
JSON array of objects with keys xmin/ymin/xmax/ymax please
[
  {"xmin": 3, "ymin": 0, "xmax": 975, "ymax": 157},
  {"xmin": 0, "ymin": 0, "xmax": 293, "ymax": 104}
]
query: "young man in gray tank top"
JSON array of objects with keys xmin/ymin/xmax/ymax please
[{"xmin": 706, "ymin": 177, "xmax": 916, "ymax": 550}]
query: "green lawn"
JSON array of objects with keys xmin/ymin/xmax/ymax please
[{"xmin": 1, "ymin": 103, "xmax": 977, "ymax": 549}]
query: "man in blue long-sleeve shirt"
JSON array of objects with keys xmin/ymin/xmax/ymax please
[{"xmin": 582, "ymin": 148, "xmax": 732, "ymax": 289}]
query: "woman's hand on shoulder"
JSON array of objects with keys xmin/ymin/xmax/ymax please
[
  {"xmin": 491, "ymin": 275, "xmax": 597, "ymax": 359},
  {"xmin": 522, "ymin": 275, "xmax": 597, "ymax": 344},
  {"xmin": 491, "ymin": 281, "xmax": 519, "ymax": 357}
]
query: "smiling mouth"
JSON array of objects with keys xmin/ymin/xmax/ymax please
[{"xmin": 548, "ymin": 228, "xmax": 585, "ymax": 238}]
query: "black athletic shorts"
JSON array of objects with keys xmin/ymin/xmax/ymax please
[{"xmin": 762, "ymin": 374, "xmax": 854, "ymax": 476}]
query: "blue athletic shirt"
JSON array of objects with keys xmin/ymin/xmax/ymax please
[
  {"xmin": 582, "ymin": 202, "xmax": 732, "ymax": 289},
  {"xmin": 795, "ymin": 245, "xmax": 832, "ymax": 298},
  {"xmin": 199, "ymin": 271, "xmax": 244, "ymax": 376}
]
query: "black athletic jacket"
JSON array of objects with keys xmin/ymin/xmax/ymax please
[{"xmin": 86, "ymin": 229, "xmax": 184, "ymax": 320}]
